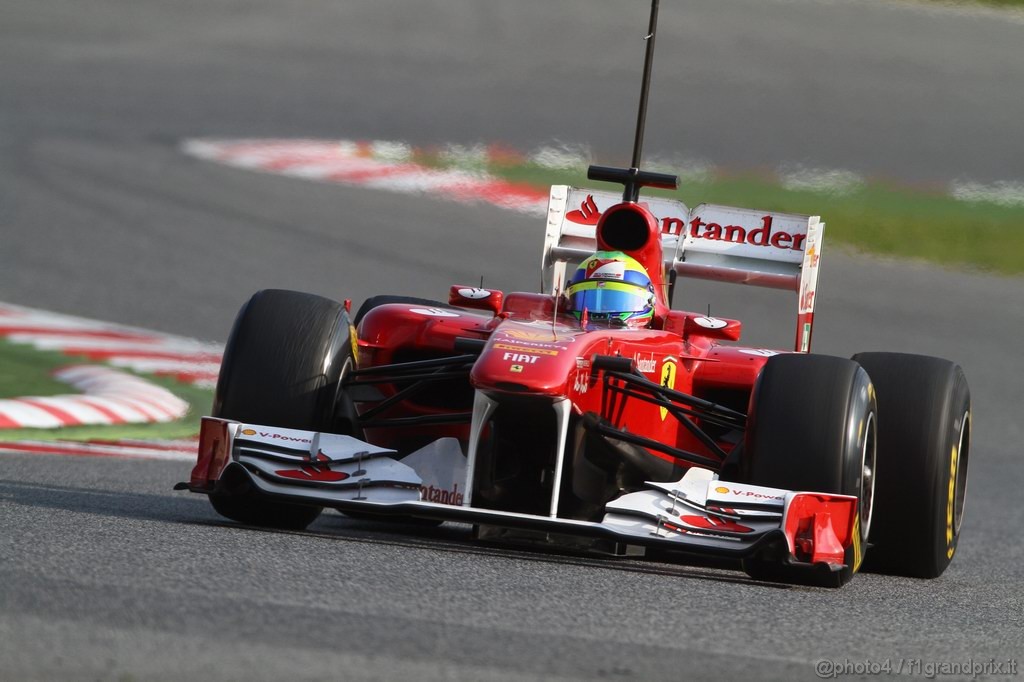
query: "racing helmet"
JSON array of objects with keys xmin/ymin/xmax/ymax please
[{"xmin": 566, "ymin": 251, "xmax": 655, "ymax": 328}]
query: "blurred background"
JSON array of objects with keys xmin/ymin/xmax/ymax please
[
  {"xmin": 2, "ymin": 0, "xmax": 1022, "ymax": 341},
  {"xmin": 1, "ymin": 3, "xmax": 1022, "ymax": 679}
]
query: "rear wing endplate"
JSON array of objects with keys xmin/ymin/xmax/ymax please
[{"xmin": 542, "ymin": 186, "xmax": 824, "ymax": 352}]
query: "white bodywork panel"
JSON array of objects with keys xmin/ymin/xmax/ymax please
[
  {"xmin": 206, "ymin": 420, "xmax": 810, "ymax": 548},
  {"xmin": 198, "ymin": 419, "xmax": 856, "ymax": 569}
]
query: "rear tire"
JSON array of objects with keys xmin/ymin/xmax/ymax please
[
  {"xmin": 209, "ymin": 289, "xmax": 356, "ymax": 530},
  {"xmin": 853, "ymin": 352, "xmax": 970, "ymax": 578},
  {"xmin": 737, "ymin": 354, "xmax": 876, "ymax": 586}
]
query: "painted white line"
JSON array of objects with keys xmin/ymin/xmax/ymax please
[
  {"xmin": 12, "ymin": 335, "xmax": 217, "ymax": 356},
  {"xmin": 106, "ymin": 358, "xmax": 221, "ymax": 376},
  {"xmin": 0, "ymin": 439, "xmax": 198, "ymax": 461}
]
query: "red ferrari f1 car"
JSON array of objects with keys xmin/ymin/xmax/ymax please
[{"xmin": 181, "ymin": 2, "xmax": 970, "ymax": 587}]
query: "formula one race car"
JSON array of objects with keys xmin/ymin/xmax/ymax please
[{"xmin": 180, "ymin": 3, "xmax": 970, "ymax": 587}]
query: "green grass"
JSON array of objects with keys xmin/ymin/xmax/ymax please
[
  {"xmin": 0, "ymin": 339, "xmax": 72, "ymax": 399},
  {"xmin": 929, "ymin": 0, "xmax": 1024, "ymax": 6},
  {"xmin": 0, "ymin": 338, "xmax": 213, "ymax": 442},
  {"xmin": 474, "ymin": 160, "xmax": 1024, "ymax": 276}
]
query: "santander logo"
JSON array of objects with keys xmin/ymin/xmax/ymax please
[
  {"xmin": 566, "ymin": 194, "xmax": 600, "ymax": 225},
  {"xmin": 422, "ymin": 483, "xmax": 464, "ymax": 506},
  {"xmin": 565, "ymin": 195, "xmax": 806, "ymax": 252}
]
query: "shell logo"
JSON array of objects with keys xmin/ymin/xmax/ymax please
[
  {"xmin": 241, "ymin": 429, "xmax": 257, "ymax": 436},
  {"xmin": 714, "ymin": 486, "xmax": 730, "ymax": 494}
]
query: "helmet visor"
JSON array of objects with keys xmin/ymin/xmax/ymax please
[{"xmin": 568, "ymin": 282, "xmax": 651, "ymax": 315}]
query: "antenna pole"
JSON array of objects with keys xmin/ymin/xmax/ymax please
[
  {"xmin": 631, "ymin": 0, "xmax": 661, "ymax": 171},
  {"xmin": 586, "ymin": 0, "xmax": 678, "ymax": 201}
]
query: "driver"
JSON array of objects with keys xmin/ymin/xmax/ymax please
[{"xmin": 565, "ymin": 251, "xmax": 655, "ymax": 329}]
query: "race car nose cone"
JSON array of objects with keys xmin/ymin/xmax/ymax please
[{"xmin": 470, "ymin": 322, "xmax": 585, "ymax": 397}]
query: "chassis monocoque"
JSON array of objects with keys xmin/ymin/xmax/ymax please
[{"xmin": 182, "ymin": 169, "xmax": 971, "ymax": 587}]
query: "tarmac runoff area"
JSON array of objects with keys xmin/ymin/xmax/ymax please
[{"xmin": 0, "ymin": 303, "xmax": 221, "ymax": 459}]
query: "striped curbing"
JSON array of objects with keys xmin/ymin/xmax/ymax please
[
  {"xmin": 0, "ymin": 437, "xmax": 199, "ymax": 461},
  {"xmin": 183, "ymin": 137, "xmax": 1024, "ymax": 210},
  {"xmin": 0, "ymin": 302, "xmax": 222, "ymax": 389},
  {"xmin": 0, "ymin": 365, "xmax": 190, "ymax": 429},
  {"xmin": 182, "ymin": 138, "xmax": 550, "ymax": 217},
  {"xmin": 0, "ymin": 303, "xmax": 219, "ymax": 458},
  {"xmin": 0, "ymin": 302, "xmax": 222, "ymax": 431}
]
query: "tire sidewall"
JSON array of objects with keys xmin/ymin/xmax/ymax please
[
  {"xmin": 924, "ymin": 369, "xmax": 971, "ymax": 574},
  {"xmin": 740, "ymin": 354, "xmax": 877, "ymax": 582},
  {"xmin": 853, "ymin": 352, "xmax": 971, "ymax": 578},
  {"xmin": 214, "ymin": 289, "xmax": 353, "ymax": 433},
  {"xmin": 208, "ymin": 289, "xmax": 356, "ymax": 529}
]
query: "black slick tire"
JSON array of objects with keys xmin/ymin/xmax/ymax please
[
  {"xmin": 209, "ymin": 289, "xmax": 356, "ymax": 530},
  {"xmin": 738, "ymin": 354, "xmax": 877, "ymax": 587},
  {"xmin": 852, "ymin": 352, "xmax": 970, "ymax": 578}
]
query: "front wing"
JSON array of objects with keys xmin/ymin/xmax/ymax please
[{"xmin": 184, "ymin": 418, "xmax": 861, "ymax": 579}]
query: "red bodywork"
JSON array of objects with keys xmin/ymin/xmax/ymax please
[
  {"xmin": 184, "ymin": 196, "xmax": 862, "ymax": 582},
  {"xmin": 353, "ymin": 201, "xmax": 771, "ymax": 470}
]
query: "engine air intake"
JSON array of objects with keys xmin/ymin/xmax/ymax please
[{"xmin": 598, "ymin": 206, "xmax": 651, "ymax": 252}]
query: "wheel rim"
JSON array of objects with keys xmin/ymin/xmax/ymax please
[
  {"xmin": 859, "ymin": 412, "xmax": 877, "ymax": 541},
  {"xmin": 333, "ymin": 355, "xmax": 360, "ymax": 435},
  {"xmin": 953, "ymin": 411, "xmax": 970, "ymax": 535}
]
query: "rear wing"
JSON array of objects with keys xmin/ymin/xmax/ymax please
[{"xmin": 542, "ymin": 186, "xmax": 824, "ymax": 353}]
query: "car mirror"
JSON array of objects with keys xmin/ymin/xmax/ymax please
[
  {"xmin": 665, "ymin": 311, "xmax": 742, "ymax": 342},
  {"xmin": 448, "ymin": 286, "xmax": 503, "ymax": 315}
]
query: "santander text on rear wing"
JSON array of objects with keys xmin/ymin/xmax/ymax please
[{"xmin": 541, "ymin": 186, "xmax": 824, "ymax": 353}]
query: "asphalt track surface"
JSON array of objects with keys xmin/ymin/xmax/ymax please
[{"xmin": 2, "ymin": 1, "xmax": 1023, "ymax": 680}]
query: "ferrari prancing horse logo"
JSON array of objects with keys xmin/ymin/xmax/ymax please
[{"xmin": 659, "ymin": 361, "xmax": 676, "ymax": 420}]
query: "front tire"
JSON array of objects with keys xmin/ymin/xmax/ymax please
[
  {"xmin": 737, "ymin": 354, "xmax": 876, "ymax": 586},
  {"xmin": 853, "ymin": 352, "xmax": 971, "ymax": 578},
  {"xmin": 209, "ymin": 289, "xmax": 356, "ymax": 530}
]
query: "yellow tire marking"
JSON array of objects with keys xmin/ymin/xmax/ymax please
[
  {"xmin": 852, "ymin": 513, "xmax": 863, "ymax": 573},
  {"xmin": 946, "ymin": 440, "xmax": 959, "ymax": 559},
  {"xmin": 349, "ymin": 324, "xmax": 359, "ymax": 368}
]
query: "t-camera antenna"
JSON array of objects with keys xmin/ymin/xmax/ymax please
[{"xmin": 586, "ymin": 0, "xmax": 679, "ymax": 202}]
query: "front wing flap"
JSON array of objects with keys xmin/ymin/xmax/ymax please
[{"xmin": 187, "ymin": 418, "xmax": 859, "ymax": 569}]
